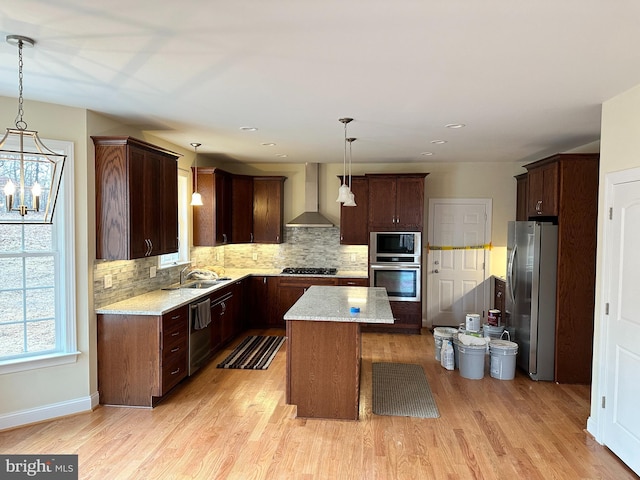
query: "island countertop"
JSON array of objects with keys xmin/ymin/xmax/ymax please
[{"xmin": 283, "ymin": 285, "xmax": 394, "ymax": 324}]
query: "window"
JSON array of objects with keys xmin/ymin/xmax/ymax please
[
  {"xmin": 0, "ymin": 139, "xmax": 77, "ymax": 373},
  {"xmin": 159, "ymin": 169, "xmax": 189, "ymax": 268}
]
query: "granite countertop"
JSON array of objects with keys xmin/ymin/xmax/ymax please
[
  {"xmin": 283, "ymin": 286, "xmax": 394, "ymax": 324},
  {"xmin": 96, "ymin": 269, "xmax": 369, "ymax": 316}
]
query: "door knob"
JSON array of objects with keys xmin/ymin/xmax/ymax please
[{"xmin": 434, "ymin": 269, "xmax": 439, "ymax": 273}]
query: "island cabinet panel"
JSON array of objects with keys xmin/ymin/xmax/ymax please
[
  {"xmin": 253, "ymin": 176, "xmax": 286, "ymax": 244},
  {"xmin": 93, "ymin": 136, "xmax": 180, "ymax": 260},
  {"xmin": 367, "ymin": 174, "xmax": 427, "ymax": 231},
  {"xmin": 286, "ymin": 320, "xmax": 360, "ymax": 420},
  {"xmin": 97, "ymin": 304, "xmax": 189, "ymax": 407},
  {"xmin": 338, "ymin": 175, "xmax": 369, "ymax": 245}
]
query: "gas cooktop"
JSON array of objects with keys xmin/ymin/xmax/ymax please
[{"xmin": 281, "ymin": 267, "xmax": 337, "ymax": 275}]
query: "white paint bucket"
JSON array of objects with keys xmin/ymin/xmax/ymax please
[
  {"xmin": 457, "ymin": 343, "xmax": 486, "ymax": 379},
  {"xmin": 465, "ymin": 313, "xmax": 481, "ymax": 332},
  {"xmin": 433, "ymin": 327, "xmax": 458, "ymax": 361},
  {"xmin": 489, "ymin": 339, "xmax": 518, "ymax": 380}
]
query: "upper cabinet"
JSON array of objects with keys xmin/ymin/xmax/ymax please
[
  {"xmin": 193, "ymin": 167, "xmax": 232, "ymax": 246},
  {"xmin": 526, "ymin": 160, "xmax": 559, "ymax": 217},
  {"xmin": 339, "ymin": 175, "xmax": 369, "ymax": 245},
  {"xmin": 367, "ymin": 174, "xmax": 428, "ymax": 231},
  {"xmin": 193, "ymin": 169, "xmax": 286, "ymax": 246},
  {"xmin": 515, "ymin": 173, "xmax": 528, "ymax": 221},
  {"xmin": 231, "ymin": 174, "xmax": 254, "ymax": 243},
  {"xmin": 253, "ymin": 176, "xmax": 286, "ymax": 244},
  {"xmin": 93, "ymin": 136, "xmax": 180, "ymax": 260}
]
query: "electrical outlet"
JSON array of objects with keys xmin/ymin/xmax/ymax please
[
  {"xmin": 252, "ymin": 252, "xmax": 258, "ymax": 261},
  {"xmin": 350, "ymin": 253, "xmax": 357, "ymax": 262},
  {"xmin": 104, "ymin": 274, "xmax": 113, "ymax": 289},
  {"xmin": 150, "ymin": 266, "xmax": 157, "ymax": 278}
]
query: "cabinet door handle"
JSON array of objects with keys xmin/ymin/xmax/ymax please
[
  {"xmin": 497, "ymin": 291, "xmax": 502, "ymax": 298},
  {"xmin": 170, "ymin": 347, "xmax": 180, "ymax": 353},
  {"xmin": 536, "ymin": 200, "xmax": 543, "ymax": 213},
  {"xmin": 171, "ymin": 331, "xmax": 180, "ymax": 337},
  {"xmin": 223, "ymin": 233, "xmax": 228, "ymax": 243},
  {"xmin": 171, "ymin": 368, "xmax": 181, "ymax": 375},
  {"xmin": 250, "ymin": 233, "xmax": 254, "ymax": 243}
]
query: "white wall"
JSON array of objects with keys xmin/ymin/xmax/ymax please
[{"xmin": 588, "ymin": 83, "xmax": 640, "ymax": 436}]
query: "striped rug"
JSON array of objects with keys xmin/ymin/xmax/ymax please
[{"xmin": 217, "ymin": 335, "xmax": 286, "ymax": 370}]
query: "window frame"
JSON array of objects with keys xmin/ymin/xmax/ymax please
[
  {"xmin": 159, "ymin": 168, "xmax": 190, "ymax": 269},
  {"xmin": 0, "ymin": 138, "xmax": 78, "ymax": 374}
]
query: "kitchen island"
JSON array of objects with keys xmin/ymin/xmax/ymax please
[{"xmin": 284, "ymin": 286, "xmax": 394, "ymax": 420}]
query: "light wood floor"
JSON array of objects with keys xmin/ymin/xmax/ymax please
[{"xmin": 1, "ymin": 328, "xmax": 636, "ymax": 479}]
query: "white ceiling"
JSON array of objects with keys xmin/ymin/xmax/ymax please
[{"xmin": 2, "ymin": 1, "xmax": 640, "ymax": 165}]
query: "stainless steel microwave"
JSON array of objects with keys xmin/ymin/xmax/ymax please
[{"xmin": 370, "ymin": 231, "xmax": 421, "ymax": 264}]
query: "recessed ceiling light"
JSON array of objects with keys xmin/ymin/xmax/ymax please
[
  {"xmin": 420, "ymin": 152, "xmax": 434, "ymax": 156},
  {"xmin": 261, "ymin": 142, "xmax": 276, "ymax": 147},
  {"xmin": 430, "ymin": 140, "xmax": 447, "ymax": 144},
  {"xmin": 445, "ymin": 123, "xmax": 465, "ymax": 129},
  {"xmin": 240, "ymin": 126, "xmax": 258, "ymax": 132}
]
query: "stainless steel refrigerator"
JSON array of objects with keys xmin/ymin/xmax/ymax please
[{"xmin": 505, "ymin": 221, "xmax": 558, "ymax": 381}]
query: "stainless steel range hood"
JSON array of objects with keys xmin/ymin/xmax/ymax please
[{"xmin": 286, "ymin": 163, "xmax": 334, "ymax": 228}]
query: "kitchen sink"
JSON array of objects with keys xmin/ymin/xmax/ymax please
[{"xmin": 181, "ymin": 281, "xmax": 219, "ymax": 289}]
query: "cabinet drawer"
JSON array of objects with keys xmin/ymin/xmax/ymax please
[
  {"xmin": 163, "ymin": 305, "xmax": 188, "ymax": 331},
  {"xmin": 278, "ymin": 277, "xmax": 337, "ymax": 288},
  {"xmin": 161, "ymin": 354, "xmax": 188, "ymax": 394},
  {"xmin": 337, "ymin": 278, "xmax": 368, "ymax": 287},
  {"xmin": 162, "ymin": 336, "xmax": 187, "ymax": 364}
]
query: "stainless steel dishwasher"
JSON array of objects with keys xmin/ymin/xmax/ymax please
[{"xmin": 188, "ymin": 292, "xmax": 232, "ymax": 376}]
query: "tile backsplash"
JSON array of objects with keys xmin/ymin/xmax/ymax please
[{"xmin": 94, "ymin": 226, "xmax": 368, "ymax": 308}]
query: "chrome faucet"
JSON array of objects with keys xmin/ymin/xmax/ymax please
[{"xmin": 180, "ymin": 265, "xmax": 192, "ymax": 285}]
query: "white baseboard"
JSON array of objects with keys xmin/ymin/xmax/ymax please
[{"xmin": 0, "ymin": 391, "xmax": 99, "ymax": 431}]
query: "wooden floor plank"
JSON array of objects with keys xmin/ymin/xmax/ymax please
[{"xmin": 0, "ymin": 328, "xmax": 636, "ymax": 479}]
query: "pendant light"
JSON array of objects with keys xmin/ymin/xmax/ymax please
[
  {"xmin": 190, "ymin": 142, "xmax": 203, "ymax": 206},
  {"xmin": 336, "ymin": 117, "xmax": 353, "ymax": 203},
  {"xmin": 342, "ymin": 137, "xmax": 357, "ymax": 207},
  {"xmin": 0, "ymin": 35, "xmax": 66, "ymax": 224}
]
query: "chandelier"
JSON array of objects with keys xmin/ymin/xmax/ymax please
[{"xmin": 0, "ymin": 35, "xmax": 66, "ymax": 224}]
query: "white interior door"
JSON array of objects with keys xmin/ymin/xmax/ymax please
[
  {"xmin": 602, "ymin": 176, "xmax": 640, "ymax": 474},
  {"xmin": 427, "ymin": 199, "xmax": 491, "ymax": 328}
]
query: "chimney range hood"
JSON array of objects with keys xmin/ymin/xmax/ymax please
[{"xmin": 286, "ymin": 163, "xmax": 334, "ymax": 228}]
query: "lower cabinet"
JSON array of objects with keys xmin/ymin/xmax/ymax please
[
  {"xmin": 97, "ymin": 305, "xmax": 189, "ymax": 407},
  {"xmin": 362, "ymin": 301, "xmax": 422, "ymax": 335}
]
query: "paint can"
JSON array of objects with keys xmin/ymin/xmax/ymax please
[
  {"xmin": 465, "ymin": 313, "xmax": 481, "ymax": 332},
  {"xmin": 487, "ymin": 309, "xmax": 501, "ymax": 326}
]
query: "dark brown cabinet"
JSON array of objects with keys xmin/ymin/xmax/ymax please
[
  {"xmin": 97, "ymin": 305, "xmax": 189, "ymax": 407},
  {"xmin": 522, "ymin": 153, "xmax": 599, "ymax": 383},
  {"xmin": 193, "ymin": 167, "xmax": 232, "ymax": 246},
  {"xmin": 339, "ymin": 175, "xmax": 369, "ymax": 245},
  {"xmin": 231, "ymin": 175, "xmax": 254, "ymax": 243},
  {"xmin": 526, "ymin": 161, "xmax": 559, "ymax": 217},
  {"xmin": 253, "ymin": 176, "xmax": 286, "ymax": 244},
  {"xmin": 93, "ymin": 136, "xmax": 180, "ymax": 260},
  {"xmin": 362, "ymin": 301, "xmax": 421, "ymax": 335},
  {"xmin": 247, "ymin": 276, "xmax": 272, "ymax": 328},
  {"xmin": 272, "ymin": 276, "xmax": 339, "ymax": 328},
  {"xmin": 367, "ymin": 174, "xmax": 427, "ymax": 231},
  {"xmin": 515, "ymin": 173, "xmax": 528, "ymax": 221}
]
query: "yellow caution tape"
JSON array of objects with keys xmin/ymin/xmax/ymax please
[{"xmin": 427, "ymin": 242, "xmax": 492, "ymax": 253}]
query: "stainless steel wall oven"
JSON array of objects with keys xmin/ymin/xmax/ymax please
[{"xmin": 370, "ymin": 232, "xmax": 422, "ymax": 302}]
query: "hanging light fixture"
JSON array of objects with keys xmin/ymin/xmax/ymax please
[
  {"xmin": 0, "ymin": 35, "xmax": 66, "ymax": 224},
  {"xmin": 342, "ymin": 137, "xmax": 357, "ymax": 207},
  {"xmin": 190, "ymin": 142, "xmax": 203, "ymax": 206},
  {"xmin": 336, "ymin": 117, "xmax": 353, "ymax": 203}
]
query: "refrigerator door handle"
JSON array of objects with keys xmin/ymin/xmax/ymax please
[{"xmin": 507, "ymin": 244, "xmax": 517, "ymax": 302}]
